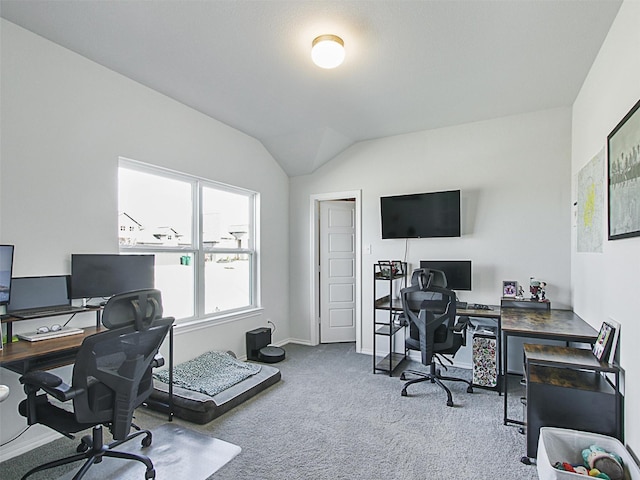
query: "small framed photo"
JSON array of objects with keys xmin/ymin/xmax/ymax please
[
  {"xmin": 377, "ymin": 260, "xmax": 392, "ymax": 278},
  {"xmin": 592, "ymin": 321, "xmax": 615, "ymax": 362},
  {"xmin": 391, "ymin": 260, "xmax": 405, "ymax": 277},
  {"xmin": 502, "ymin": 280, "xmax": 518, "ymax": 298}
]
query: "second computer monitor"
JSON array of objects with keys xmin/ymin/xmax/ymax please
[
  {"xmin": 70, "ymin": 254, "xmax": 154, "ymax": 299},
  {"xmin": 419, "ymin": 260, "xmax": 471, "ymax": 291}
]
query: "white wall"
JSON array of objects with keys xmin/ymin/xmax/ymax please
[
  {"xmin": 290, "ymin": 107, "xmax": 573, "ymax": 355},
  {"xmin": 0, "ymin": 20, "xmax": 289, "ymax": 459},
  {"xmin": 571, "ymin": 0, "xmax": 640, "ymax": 455}
]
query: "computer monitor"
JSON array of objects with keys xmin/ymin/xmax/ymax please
[
  {"xmin": 419, "ymin": 260, "xmax": 472, "ymax": 291},
  {"xmin": 70, "ymin": 254, "xmax": 155, "ymax": 299},
  {"xmin": 0, "ymin": 245, "xmax": 15, "ymax": 306},
  {"xmin": 7, "ymin": 275, "xmax": 71, "ymax": 312}
]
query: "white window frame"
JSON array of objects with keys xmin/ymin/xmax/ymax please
[{"xmin": 118, "ymin": 158, "xmax": 259, "ymax": 323}]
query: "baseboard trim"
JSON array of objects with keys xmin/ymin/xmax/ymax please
[{"xmin": 284, "ymin": 338, "xmax": 314, "ymax": 347}]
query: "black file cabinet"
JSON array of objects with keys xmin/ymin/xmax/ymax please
[{"xmin": 524, "ymin": 344, "xmax": 621, "ymax": 459}]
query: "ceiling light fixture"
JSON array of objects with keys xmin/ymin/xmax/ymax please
[{"xmin": 311, "ymin": 34, "xmax": 345, "ymax": 69}]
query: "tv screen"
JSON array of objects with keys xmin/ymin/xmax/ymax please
[
  {"xmin": 0, "ymin": 245, "xmax": 15, "ymax": 305},
  {"xmin": 419, "ymin": 260, "xmax": 472, "ymax": 291},
  {"xmin": 380, "ymin": 190, "xmax": 460, "ymax": 239},
  {"xmin": 71, "ymin": 254, "xmax": 155, "ymax": 299}
]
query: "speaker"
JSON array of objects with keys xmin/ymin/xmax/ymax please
[{"xmin": 246, "ymin": 327, "xmax": 272, "ymax": 361}]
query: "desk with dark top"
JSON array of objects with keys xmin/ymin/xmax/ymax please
[{"xmin": 501, "ymin": 308, "xmax": 599, "ymax": 426}]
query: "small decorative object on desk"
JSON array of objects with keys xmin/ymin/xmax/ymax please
[
  {"xmin": 377, "ymin": 260, "xmax": 404, "ymax": 278},
  {"xmin": 502, "ymin": 280, "xmax": 518, "ymax": 297},
  {"xmin": 391, "ymin": 260, "xmax": 405, "ymax": 277},
  {"xmin": 516, "ymin": 285, "xmax": 525, "ymax": 299},
  {"xmin": 592, "ymin": 321, "xmax": 615, "ymax": 362},
  {"xmin": 377, "ymin": 260, "xmax": 392, "ymax": 278},
  {"xmin": 529, "ymin": 277, "xmax": 549, "ymax": 302}
]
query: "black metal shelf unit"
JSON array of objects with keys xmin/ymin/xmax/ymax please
[{"xmin": 373, "ymin": 261, "xmax": 407, "ymax": 375}]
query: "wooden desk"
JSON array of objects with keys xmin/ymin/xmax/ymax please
[
  {"xmin": 524, "ymin": 344, "xmax": 621, "ymax": 459},
  {"xmin": 501, "ymin": 308, "xmax": 598, "ymax": 426},
  {"xmin": 0, "ymin": 326, "xmax": 103, "ymax": 374},
  {"xmin": 1, "ymin": 325, "xmax": 175, "ymax": 421}
]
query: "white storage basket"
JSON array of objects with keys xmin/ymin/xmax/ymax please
[{"xmin": 537, "ymin": 427, "xmax": 640, "ymax": 480}]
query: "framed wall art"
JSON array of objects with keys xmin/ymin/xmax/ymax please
[{"xmin": 607, "ymin": 98, "xmax": 640, "ymax": 240}]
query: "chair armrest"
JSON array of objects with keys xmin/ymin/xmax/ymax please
[
  {"xmin": 453, "ymin": 316, "xmax": 471, "ymax": 333},
  {"xmin": 152, "ymin": 353, "xmax": 165, "ymax": 369},
  {"xmin": 20, "ymin": 371, "xmax": 84, "ymax": 402}
]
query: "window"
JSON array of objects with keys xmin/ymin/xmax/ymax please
[{"xmin": 118, "ymin": 159, "xmax": 257, "ymax": 321}]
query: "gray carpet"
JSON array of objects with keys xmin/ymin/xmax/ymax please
[{"xmin": 1, "ymin": 343, "xmax": 538, "ymax": 479}]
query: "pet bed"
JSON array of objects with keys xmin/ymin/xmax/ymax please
[{"xmin": 148, "ymin": 350, "xmax": 281, "ymax": 424}]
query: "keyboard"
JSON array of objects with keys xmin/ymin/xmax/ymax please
[
  {"xmin": 17, "ymin": 327, "xmax": 84, "ymax": 342},
  {"xmin": 10, "ymin": 305, "xmax": 86, "ymax": 319},
  {"xmin": 469, "ymin": 303, "xmax": 492, "ymax": 310}
]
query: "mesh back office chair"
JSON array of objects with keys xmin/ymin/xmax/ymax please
[
  {"xmin": 18, "ymin": 289, "xmax": 174, "ymax": 480},
  {"xmin": 399, "ymin": 269, "xmax": 473, "ymax": 407}
]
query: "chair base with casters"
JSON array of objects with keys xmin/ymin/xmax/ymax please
[
  {"xmin": 19, "ymin": 422, "xmax": 155, "ymax": 480},
  {"xmin": 400, "ymin": 355, "xmax": 473, "ymax": 407}
]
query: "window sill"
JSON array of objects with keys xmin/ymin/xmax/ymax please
[{"xmin": 173, "ymin": 307, "xmax": 264, "ymax": 335}]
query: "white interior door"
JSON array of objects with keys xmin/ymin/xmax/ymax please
[{"xmin": 320, "ymin": 200, "xmax": 356, "ymax": 343}]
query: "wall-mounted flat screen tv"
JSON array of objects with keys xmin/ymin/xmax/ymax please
[
  {"xmin": 419, "ymin": 260, "xmax": 472, "ymax": 291},
  {"xmin": 380, "ymin": 190, "xmax": 460, "ymax": 239},
  {"xmin": 71, "ymin": 254, "xmax": 154, "ymax": 300}
]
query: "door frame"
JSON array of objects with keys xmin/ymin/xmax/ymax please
[{"xmin": 309, "ymin": 191, "xmax": 362, "ymax": 352}]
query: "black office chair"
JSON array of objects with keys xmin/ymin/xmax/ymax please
[
  {"xmin": 18, "ymin": 289, "xmax": 174, "ymax": 480},
  {"xmin": 399, "ymin": 268, "xmax": 473, "ymax": 407}
]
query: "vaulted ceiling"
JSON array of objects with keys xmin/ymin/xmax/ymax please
[{"xmin": 0, "ymin": 0, "xmax": 622, "ymax": 176}]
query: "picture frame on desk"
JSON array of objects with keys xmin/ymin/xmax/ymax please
[
  {"xmin": 605, "ymin": 318, "xmax": 621, "ymax": 364},
  {"xmin": 377, "ymin": 260, "xmax": 404, "ymax": 279},
  {"xmin": 502, "ymin": 280, "xmax": 518, "ymax": 297},
  {"xmin": 607, "ymin": 97, "xmax": 640, "ymax": 240},
  {"xmin": 377, "ymin": 260, "xmax": 392, "ymax": 279},
  {"xmin": 592, "ymin": 321, "xmax": 615, "ymax": 362},
  {"xmin": 391, "ymin": 260, "xmax": 404, "ymax": 277}
]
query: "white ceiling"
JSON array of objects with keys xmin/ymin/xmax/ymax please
[{"xmin": 0, "ymin": 0, "xmax": 622, "ymax": 176}]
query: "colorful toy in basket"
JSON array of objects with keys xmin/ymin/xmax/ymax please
[
  {"xmin": 553, "ymin": 462, "xmax": 607, "ymax": 477},
  {"xmin": 553, "ymin": 444, "xmax": 625, "ymax": 479},
  {"xmin": 582, "ymin": 445, "xmax": 624, "ymax": 480}
]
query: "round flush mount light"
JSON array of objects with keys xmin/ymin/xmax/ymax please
[{"xmin": 311, "ymin": 34, "xmax": 345, "ymax": 69}]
